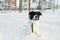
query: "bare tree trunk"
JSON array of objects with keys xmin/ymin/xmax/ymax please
[
  {"xmin": 7, "ymin": 0, "xmax": 12, "ymax": 10},
  {"xmin": 5, "ymin": 0, "xmax": 6, "ymax": 11},
  {"xmin": 19, "ymin": 0, "xmax": 22, "ymax": 12},
  {"xmin": 8, "ymin": 0, "xmax": 10, "ymax": 10},
  {"xmin": 49, "ymin": 0, "xmax": 52, "ymax": 8},
  {"xmin": 57, "ymin": 0, "xmax": 58, "ymax": 9},
  {"xmin": 15, "ymin": 0, "xmax": 16, "ymax": 11},
  {"xmin": 14, "ymin": 0, "xmax": 16, "ymax": 11},
  {"xmin": 53, "ymin": 0, "xmax": 55, "ymax": 11},
  {"xmin": 29, "ymin": 0, "xmax": 30, "ymax": 14}
]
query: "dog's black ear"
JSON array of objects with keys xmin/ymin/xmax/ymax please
[
  {"xmin": 29, "ymin": 11, "xmax": 34, "ymax": 15},
  {"xmin": 38, "ymin": 12, "xmax": 42, "ymax": 15}
]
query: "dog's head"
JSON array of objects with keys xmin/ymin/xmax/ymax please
[{"xmin": 29, "ymin": 11, "xmax": 42, "ymax": 20}]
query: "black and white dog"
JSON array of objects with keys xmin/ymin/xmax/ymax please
[{"xmin": 28, "ymin": 11, "xmax": 42, "ymax": 35}]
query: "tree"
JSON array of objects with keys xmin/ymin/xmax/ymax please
[
  {"xmin": 19, "ymin": 0, "xmax": 22, "ymax": 12},
  {"xmin": 37, "ymin": 2, "xmax": 41, "ymax": 10},
  {"xmin": 12, "ymin": 0, "xmax": 16, "ymax": 11},
  {"xmin": 8, "ymin": 0, "xmax": 10, "ymax": 10},
  {"xmin": 29, "ymin": 0, "xmax": 30, "ymax": 13},
  {"xmin": 53, "ymin": 0, "xmax": 55, "ymax": 11}
]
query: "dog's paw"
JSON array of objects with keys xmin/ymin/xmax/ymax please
[
  {"xmin": 27, "ymin": 32, "xmax": 32, "ymax": 35},
  {"xmin": 33, "ymin": 32, "xmax": 41, "ymax": 37}
]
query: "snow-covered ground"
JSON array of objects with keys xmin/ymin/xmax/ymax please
[{"xmin": 0, "ymin": 9, "xmax": 60, "ymax": 40}]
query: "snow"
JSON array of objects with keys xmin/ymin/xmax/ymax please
[{"xmin": 0, "ymin": 9, "xmax": 60, "ymax": 40}]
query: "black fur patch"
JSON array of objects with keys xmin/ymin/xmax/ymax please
[{"xmin": 29, "ymin": 11, "xmax": 42, "ymax": 20}]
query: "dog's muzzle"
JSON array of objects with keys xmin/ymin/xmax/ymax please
[
  {"xmin": 33, "ymin": 16, "xmax": 39, "ymax": 20},
  {"xmin": 33, "ymin": 18, "xmax": 39, "ymax": 20}
]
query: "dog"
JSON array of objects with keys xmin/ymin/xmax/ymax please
[{"xmin": 28, "ymin": 11, "xmax": 42, "ymax": 36}]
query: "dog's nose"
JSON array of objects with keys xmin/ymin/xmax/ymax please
[{"xmin": 35, "ymin": 16, "xmax": 37, "ymax": 18}]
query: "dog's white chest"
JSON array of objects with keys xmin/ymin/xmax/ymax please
[
  {"xmin": 32, "ymin": 21, "xmax": 39, "ymax": 27},
  {"xmin": 32, "ymin": 20, "xmax": 40, "ymax": 34}
]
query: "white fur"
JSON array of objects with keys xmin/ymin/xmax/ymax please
[{"xmin": 28, "ymin": 20, "xmax": 40, "ymax": 35}]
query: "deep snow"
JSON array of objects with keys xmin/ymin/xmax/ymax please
[{"xmin": 0, "ymin": 9, "xmax": 60, "ymax": 40}]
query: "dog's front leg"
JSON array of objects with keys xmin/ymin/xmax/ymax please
[
  {"xmin": 33, "ymin": 21, "xmax": 40, "ymax": 35},
  {"xmin": 27, "ymin": 21, "xmax": 32, "ymax": 34}
]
